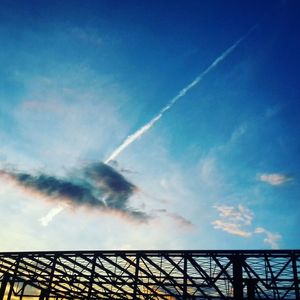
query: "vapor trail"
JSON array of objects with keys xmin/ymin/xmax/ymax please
[
  {"xmin": 105, "ymin": 26, "xmax": 257, "ymax": 163},
  {"xmin": 39, "ymin": 204, "xmax": 67, "ymax": 226}
]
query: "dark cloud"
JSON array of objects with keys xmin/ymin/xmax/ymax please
[
  {"xmin": 105, "ymin": 159, "xmax": 138, "ymax": 174},
  {"xmin": 17, "ymin": 172, "xmax": 102, "ymax": 206},
  {"xmin": 0, "ymin": 162, "xmax": 196, "ymax": 227},
  {"xmin": 0, "ymin": 162, "xmax": 147, "ymax": 222},
  {"xmin": 84, "ymin": 162, "xmax": 136, "ymax": 209}
]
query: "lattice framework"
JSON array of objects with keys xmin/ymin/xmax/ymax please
[{"xmin": 0, "ymin": 250, "xmax": 299, "ymax": 299}]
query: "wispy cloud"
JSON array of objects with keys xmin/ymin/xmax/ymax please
[
  {"xmin": 265, "ymin": 104, "xmax": 284, "ymax": 118},
  {"xmin": 70, "ymin": 27, "xmax": 103, "ymax": 47},
  {"xmin": 198, "ymin": 156, "xmax": 219, "ymax": 187},
  {"xmin": 212, "ymin": 205, "xmax": 253, "ymax": 237},
  {"xmin": 105, "ymin": 25, "xmax": 257, "ymax": 163},
  {"xmin": 22, "ymin": 100, "xmax": 65, "ymax": 114},
  {"xmin": 167, "ymin": 213, "xmax": 196, "ymax": 232},
  {"xmin": 255, "ymin": 227, "xmax": 282, "ymax": 249},
  {"xmin": 259, "ymin": 173, "xmax": 293, "ymax": 186},
  {"xmin": 3, "ymin": 67, "xmax": 133, "ymax": 173},
  {"xmin": 230, "ymin": 123, "xmax": 248, "ymax": 143}
]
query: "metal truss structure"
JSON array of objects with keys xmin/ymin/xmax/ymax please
[{"xmin": 0, "ymin": 250, "xmax": 299, "ymax": 299}]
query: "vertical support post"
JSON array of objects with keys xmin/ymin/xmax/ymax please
[
  {"xmin": 87, "ymin": 253, "xmax": 97, "ymax": 299},
  {"xmin": 20, "ymin": 282, "xmax": 26, "ymax": 300},
  {"xmin": 292, "ymin": 253, "xmax": 299, "ymax": 299},
  {"xmin": 183, "ymin": 253, "xmax": 188, "ymax": 300},
  {"xmin": 46, "ymin": 255, "xmax": 57, "ymax": 300},
  {"xmin": 133, "ymin": 253, "xmax": 140, "ymax": 300},
  {"xmin": 245, "ymin": 279, "xmax": 256, "ymax": 300},
  {"xmin": 39, "ymin": 289, "xmax": 47, "ymax": 300},
  {"xmin": 7, "ymin": 255, "xmax": 21, "ymax": 300},
  {"xmin": 232, "ymin": 255, "xmax": 244, "ymax": 300},
  {"xmin": 0, "ymin": 273, "xmax": 9, "ymax": 299},
  {"xmin": 7, "ymin": 280, "xmax": 14, "ymax": 300}
]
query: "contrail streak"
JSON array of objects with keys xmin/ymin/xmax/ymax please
[
  {"xmin": 105, "ymin": 25, "xmax": 257, "ymax": 164},
  {"xmin": 39, "ymin": 204, "xmax": 67, "ymax": 226}
]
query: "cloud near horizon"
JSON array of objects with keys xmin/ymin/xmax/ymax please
[
  {"xmin": 0, "ymin": 162, "xmax": 147, "ymax": 222},
  {"xmin": 212, "ymin": 204, "xmax": 282, "ymax": 248},
  {"xmin": 259, "ymin": 173, "xmax": 293, "ymax": 186},
  {"xmin": 255, "ymin": 227, "xmax": 281, "ymax": 249}
]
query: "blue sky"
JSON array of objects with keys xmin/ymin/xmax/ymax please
[{"xmin": 0, "ymin": 0, "xmax": 299, "ymax": 251}]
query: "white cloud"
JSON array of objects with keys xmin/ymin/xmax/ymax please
[
  {"xmin": 212, "ymin": 205, "xmax": 253, "ymax": 238},
  {"xmin": 255, "ymin": 227, "xmax": 282, "ymax": 249},
  {"xmin": 259, "ymin": 173, "xmax": 293, "ymax": 186},
  {"xmin": 216, "ymin": 204, "xmax": 253, "ymax": 225},
  {"xmin": 212, "ymin": 219, "xmax": 252, "ymax": 237}
]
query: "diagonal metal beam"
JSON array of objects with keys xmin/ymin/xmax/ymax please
[
  {"xmin": 188, "ymin": 255, "xmax": 227, "ymax": 298},
  {"xmin": 120, "ymin": 253, "xmax": 175, "ymax": 299},
  {"xmin": 163, "ymin": 253, "xmax": 211, "ymax": 299}
]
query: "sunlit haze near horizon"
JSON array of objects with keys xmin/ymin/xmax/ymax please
[{"xmin": 0, "ymin": 0, "xmax": 299, "ymax": 251}]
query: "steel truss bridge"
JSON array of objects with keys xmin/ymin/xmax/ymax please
[{"xmin": 0, "ymin": 250, "xmax": 299, "ymax": 299}]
